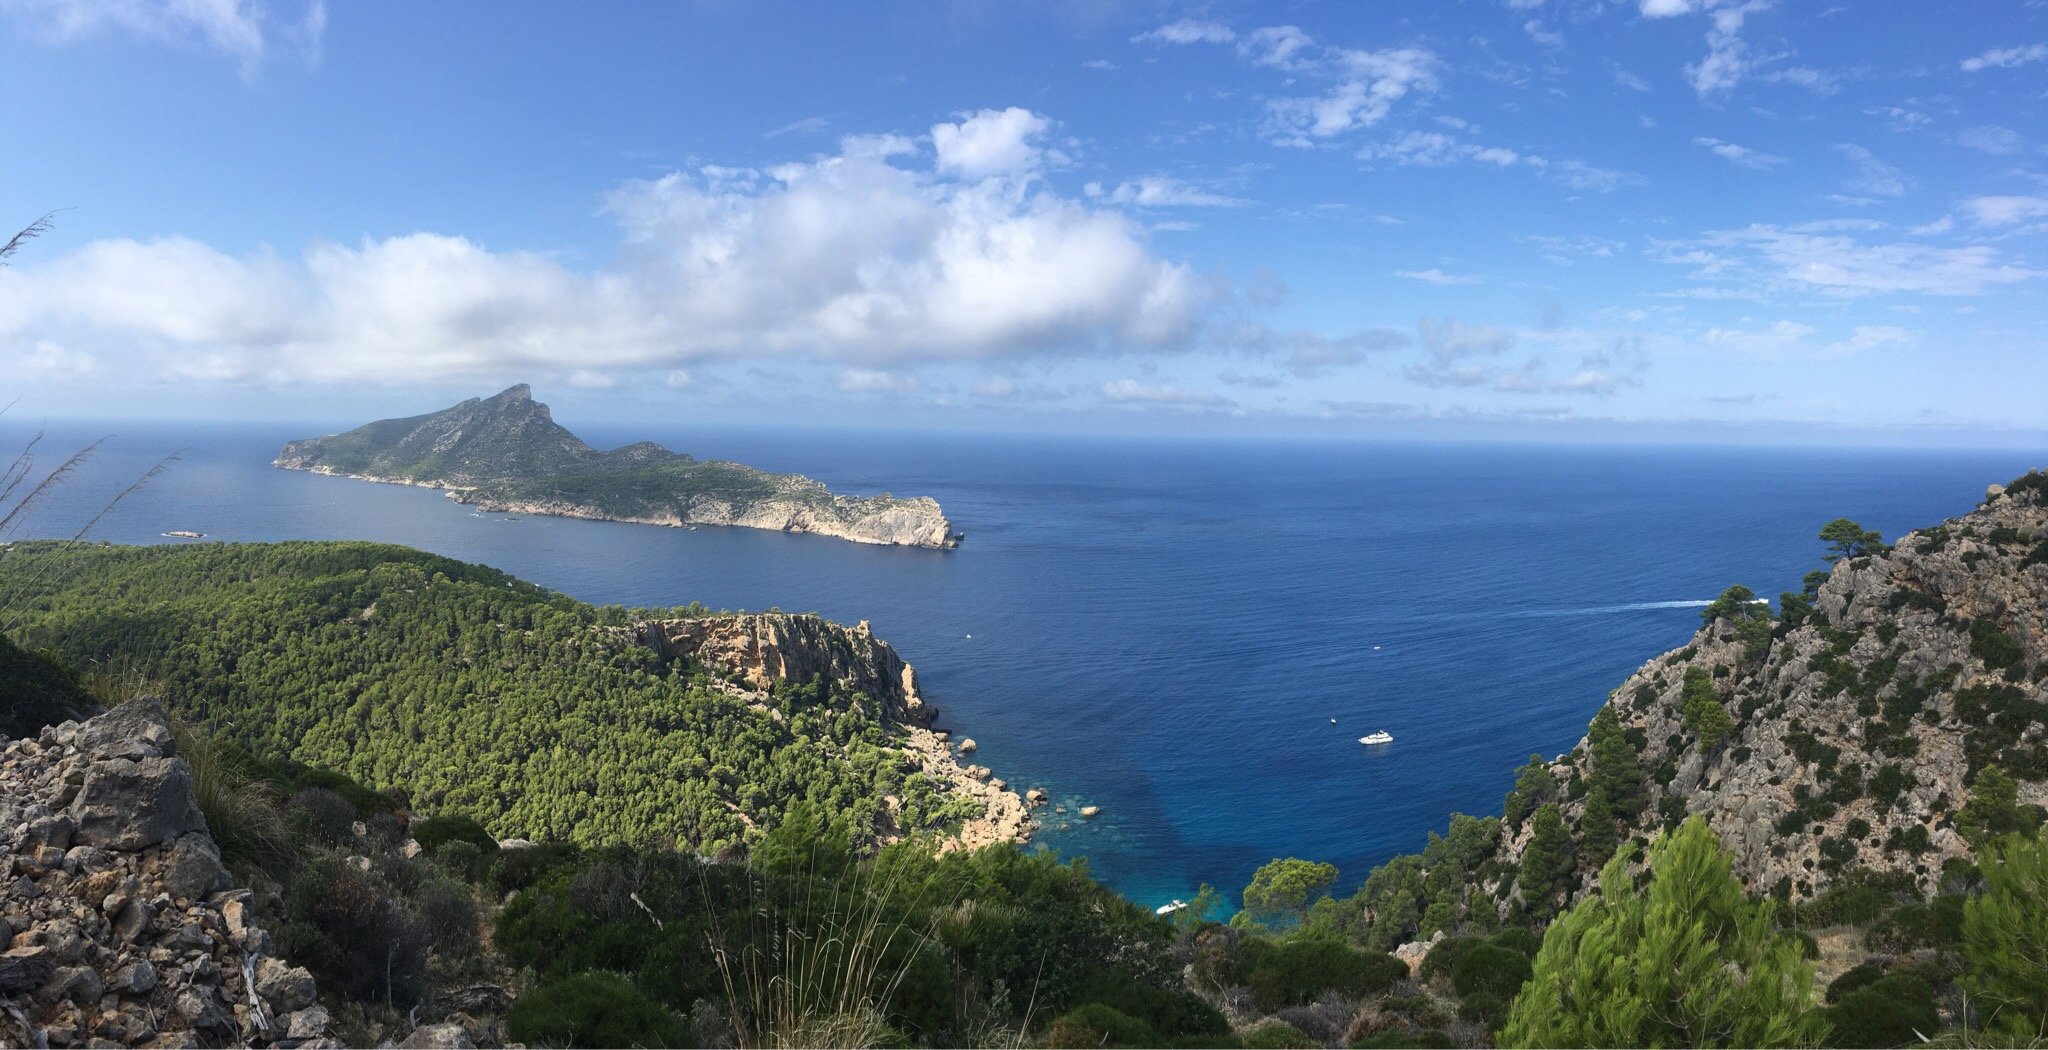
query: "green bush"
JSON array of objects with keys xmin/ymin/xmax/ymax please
[
  {"xmin": 415, "ymin": 814, "xmax": 500, "ymax": 855},
  {"xmin": 505, "ymin": 971, "xmax": 689, "ymax": 1048},
  {"xmin": 1241, "ymin": 936, "xmax": 1408, "ymax": 1012},
  {"xmin": 286, "ymin": 766, "xmax": 400, "ymax": 816},
  {"xmin": 275, "ymin": 852, "xmax": 430, "ymax": 1007},
  {"xmin": 1072, "ymin": 969, "xmax": 1230, "ymax": 1042},
  {"xmin": 1457, "ymin": 991, "xmax": 1507, "ymax": 1031},
  {"xmin": 1449, "ymin": 942, "xmax": 1532, "ymax": 1000},
  {"xmin": 1489, "ymin": 926, "xmax": 1541, "ymax": 957},
  {"xmin": 1821, "ymin": 971, "xmax": 1939, "ymax": 1048},
  {"xmin": 1825, "ymin": 961, "xmax": 1887, "ymax": 1004},
  {"xmin": 488, "ymin": 841, "xmax": 581, "ymax": 895}
]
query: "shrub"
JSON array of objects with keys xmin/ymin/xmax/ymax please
[
  {"xmin": 415, "ymin": 875, "xmax": 480, "ymax": 956},
  {"xmin": 1242, "ymin": 936, "xmax": 1407, "ymax": 1012},
  {"xmin": 275, "ymin": 852, "xmax": 429, "ymax": 1007},
  {"xmin": 1821, "ymin": 972, "xmax": 1939, "ymax": 1049},
  {"xmin": 1072, "ymin": 969, "xmax": 1230, "ymax": 1042},
  {"xmin": 1449, "ymin": 943, "xmax": 1532, "ymax": 1001},
  {"xmin": 414, "ymin": 813, "xmax": 500, "ymax": 855},
  {"xmin": 1457, "ymin": 991, "xmax": 1508, "ymax": 1031},
  {"xmin": 1970, "ymin": 618, "xmax": 2026, "ymax": 672},
  {"xmin": 488, "ymin": 841, "xmax": 581, "ymax": 895},
  {"xmin": 1824, "ymin": 960, "xmax": 1886, "ymax": 1004},
  {"xmin": 287, "ymin": 766, "xmax": 399, "ymax": 816},
  {"xmin": 285, "ymin": 787, "xmax": 359, "ymax": 847},
  {"xmin": 1490, "ymin": 926, "xmax": 1541, "ymax": 957},
  {"xmin": 505, "ymin": 971, "xmax": 689, "ymax": 1049}
]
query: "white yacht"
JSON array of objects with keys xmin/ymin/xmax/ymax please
[
  {"xmin": 1359, "ymin": 730, "xmax": 1393, "ymax": 745},
  {"xmin": 1155, "ymin": 899, "xmax": 1188, "ymax": 916}
]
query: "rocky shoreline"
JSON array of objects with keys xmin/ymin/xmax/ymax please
[{"xmin": 634, "ymin": 612, "xmax": 1032, "ymax": 851}]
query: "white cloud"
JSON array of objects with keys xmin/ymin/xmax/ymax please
[
  {"xmin": 1524, "ymin": 20, "xmax": 1564, "ymax": 48},
  {"xmin": 1957, "ymin": 126, "xmax": 2023, "ymax": 155},
  {"xmin": 566, "ymin": 369, "xmax": 616, "ymax": 389},
  {"xmin": 0, "ymin": 129, "xmax": 1213, "ymax": 385},
  {"xmin": 1099, "ymin": 378, "xmax": 1230, "ymax": 407},
  {"xmin": 1396, "ymin": 268, "xmax": 1481, "ymax": 285},
  {"xmin": 1363, "ymin": 131, "xmax": 1522, "ymax": 167},
  {"xmin": 931, "ymin": 107, "xmax": 1053, "ymax": 179},
  {"xmin": 1703, "ymin": 320, "xmax": 1912, "ymax": 358},
  {"xmin": 1694, "ymin": 136, "xmax": 1786, "ymax": 169},
  {"xmin": 1098, "ymin": 176, "xmax": 1248, "ymax": 208},
  {"xmin": 0, "ymin": 0, "xmax": 325, "ymax": 77},
  {"xmin": 1614, "ymin": 68, "xmax": 1654, "ymax": 91},
  {"xmin": 1240, "ymin": 25, "xmax": 1313, "ymax": 68},
  {"xmin": 835, "ymin": 368, "xmax": 922, "ymax": 394},
  {"xmin": 1266, "ymin": 47, "xmax": 1441, "ymax": 144},
  {"xmin": 1640, "ymin": 0, "xmax": 1693, "ymax": 15},
  {"xmin": 1961, "ymin": 43, "xmax": 2047, "ymax": 73},
  {"xmin": 1661, "ymin": 223, "xmax": 2041, "ymax": 297},
  {"xmin": 1962, "ymin": 195, "xmax": 2048, "ymax": 226},
  {"xmin": 1132, "ymin": 19, "xmax": 1235, "ymax": 46},
  {"xmin": 1689, "ymin": 1, "xmax": 1764, "ymax": 97},
  {"xmin": 764, "ymin": 115, "xmax": 832, "ymax": 139},
  {"xmin": 1834, "ymin": 143, "xmax": 1911, "ymax": 197}
]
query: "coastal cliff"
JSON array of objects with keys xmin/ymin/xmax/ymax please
[
  {"xmin": 275, "ymin": 384, "xmax": 961, "ymax": 549},
  {"xmin": 1485, "ymin": 471, "xmax": 2048, "ymax": 910},
  {"xmin": 637, "ymin": 612, "xmax": 1029, "ymax": 852}
]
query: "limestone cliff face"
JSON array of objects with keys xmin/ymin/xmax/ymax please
[
  {"xmin": 0, "ymin": 698, "xmax": 331, "ymax": 1048},
  {"xmin": 1493, "ymin": 472, "xmax": 2048, "ymax": 906},
  {"xmin": 637, "ymin": 613, "xmax": 931, "ymax": 725}
]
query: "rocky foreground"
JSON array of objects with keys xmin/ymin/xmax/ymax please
[
  {"xmin": 0, "ymin": 699, "xmax": 331, "ymax": 1049},
  {"xmin": 276, "ymin": 384, "xmax": 961, "ymax": 549}
]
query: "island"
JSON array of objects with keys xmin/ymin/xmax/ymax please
[{"xmin": 274, "ymin": 384, "xmax": 962, "ymax": 548}]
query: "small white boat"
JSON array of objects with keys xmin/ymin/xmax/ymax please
[
  {"xmin": 1359, "ymin": 731, "xmax": 1393, "ymax": 745},
  {"xmin": 1155, "ymin": 899, "xmax": 1188, "ymax": 916},
  {"xmin": 1329, "ymin": 718, "xmax": 1337, "ymax": 724}
]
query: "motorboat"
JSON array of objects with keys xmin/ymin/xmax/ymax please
[{"xmin": 1359, "ymin": 731, "xmax": 1393, "ymax": 745}]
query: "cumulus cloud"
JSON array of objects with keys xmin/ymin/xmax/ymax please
[
  {"xmin": 1961, "ymin": 43, "xmax": 2047, "ymax": 72},
  {"xmin": 931, "ymin": 108, "xmax": 1054, "ymax": 179},
  {"xmin": 1407, "ymin": 317, "xmax": 1515, "ymax": 386},
  {"xmin": 1688, "ymin": 1, "xmax": 1764, "ymax": 96},
  {"xmin": 1, "ymin": 0, "xmax": 325, "ymax": 77},
  {"xmin": 1240, "ymin": 25, "xmax": 1313, "ymax": 68},
  {"xmin": 835, "ymin": 368, "xmax": 923, "ymax": 394},
  {"xmin": 0, "ymin": 128, "xmax": 1212, "ymax": 385},
  {"xmin": 1694, "ymin": 136, "xmax": 1785, "ymax": 169}
]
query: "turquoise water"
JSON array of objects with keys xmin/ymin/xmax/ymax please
[{"xmin": 8, "ymin": 419, "xmax": 2039, "ymax": 905}]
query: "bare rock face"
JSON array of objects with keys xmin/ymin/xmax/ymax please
[
  {"xmin": 0, "ymin": 697, "xmax": 336, "ymax": 1048},
  {"xmin": 1486, "ymin": 471, "xmax": 2048, "ymax": 908},
  {"xmin": 639, "ymin": 613, "xmax": 931, "ymax": 724}
]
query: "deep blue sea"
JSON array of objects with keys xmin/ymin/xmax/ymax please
[{"xmin": 5, "ymin": 418, "xmax": 2040, "ymax": 908}]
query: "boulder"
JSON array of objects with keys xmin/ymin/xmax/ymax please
[
  {"xmin": 67, "ymin": 757, "xmax": 206, "ymax": 851},
  {"xmin": 1080, "ymin": 805, "xmax": 1101, "ymax": 818},
  {"xmin": 256, "ymin": 958, "xmax": 318, "ymax": 1013},
  {"xmin": 163, "ymin": 834, "xmax": 231, "ymax": 901},
  {"xmin": 73, "ymin": 697, "xmax": 177, "ymax": 762},
  {"xmin": 110, "ymin": 960, "xmax": 157, "ymax": 995},
  {"xmin": 0, "ymin": 945, "xmax": 54, "ymax": 993}
]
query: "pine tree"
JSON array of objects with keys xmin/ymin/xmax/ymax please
[
  {"xmin": 1502, "ymin": 817, "xmax": 1824, "ymax": 1048},
  {"xmin": 1680, "ymin": 667, "xmax": 1736, "ymax": 751},
  {"xmin": 1581, "ymin": 707, "xmax": 1646, "ymax": 864},
  {"xmin": 1517, "ymin": 803, "xmax": 1574, "ymax": 920},
  {"xmin": 1963, "ymin": 830, "xmax": 2048, "ymax": 1042}
]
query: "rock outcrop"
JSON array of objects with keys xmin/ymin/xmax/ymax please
[
  {"xmin": 0, "ymin": 698, "xmax": 332, "ymax": 1048},
  {"xmin": 1489, "ymin": 470, "xmax": 2048, "ymax": 907},
  {"xmin": 276, "ymin": 384, "xmax": 962, "ymax": 549},
  {"xmin": 638, "ymin": 613, "xmax": 931, "ymax": 725},
  {"xmin": 638, "ymin": 613, "xmax": 1030, "ymax": 851}
]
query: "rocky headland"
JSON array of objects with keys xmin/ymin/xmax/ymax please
[
  {"xmin": 275, "ymin": 385, "xmax": 961, "ymax": 550},
  {"xmin": 636, "ymin": 612, "xmax": 1030, "ymax": 851},
  {"xmin": 1483, "ymin": 471, "xmax": 2048, "ymax": 910}
]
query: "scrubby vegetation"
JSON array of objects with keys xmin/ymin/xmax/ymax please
[{"xmin": 0, "ymin": 540, "xmax": 976, "ymax": 852}]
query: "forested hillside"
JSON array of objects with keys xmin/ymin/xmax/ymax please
[{"xmin": 0, "ymin": 540, "xmax": 979, "ymax": 850}]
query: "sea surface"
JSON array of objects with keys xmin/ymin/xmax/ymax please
[{"xmin": 5, "ymin": 418, "xmax": 2040, "ymax": 907}]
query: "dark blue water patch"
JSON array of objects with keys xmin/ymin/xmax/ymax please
[{"xmin": 4, "ymin": 419, "xmax": 2039, "ymax": 906}]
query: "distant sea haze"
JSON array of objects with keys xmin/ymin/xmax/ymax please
[{"xmin": 9, "ymin": 419, "xmax": 2039, "ymax": 907}]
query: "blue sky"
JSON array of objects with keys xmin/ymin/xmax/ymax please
[{"xmin": 1, "ymin": 0, "xmax": 2044, "ymax": 444}]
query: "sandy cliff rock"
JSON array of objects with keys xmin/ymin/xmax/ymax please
[{"xmin": 0, "ymin": 698, "xmax": 332, "ymax": 1048}]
